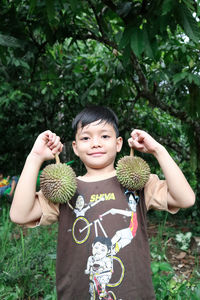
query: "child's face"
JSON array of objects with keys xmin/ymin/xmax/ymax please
[
  {"xmin": 75, "ymin": 195, "xmax": 85, "ymax": 210},
  {"xmin": 72, "ymin": 120, "xmax": 122, "ymax": 172},
  {"xmin": 128, "ymin": 195, "xmax": 137, "ymax": 212},
  {"xmin": 92, "ymin": 241, "xmax": 108, "ymax": 259}
]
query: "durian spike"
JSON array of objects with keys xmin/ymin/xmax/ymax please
[
  {"xmin": 130, "ymin": 148, "xmax": 134, "ymax": 157},
  {"xmin": 54, "ymin": 153, "xmax": 74, "ymax": 210}
]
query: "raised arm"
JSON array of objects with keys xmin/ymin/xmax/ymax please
[
  {"xmin": 10, "ymin": 130, "xmax": 63, "ymax": 225},
  {"xmin": 128, "ymin": 129, "xmax": 195, "ymax": 209}
]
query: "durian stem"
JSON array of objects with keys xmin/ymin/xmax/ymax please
[
  {"xmin": 130, "ymin": 148, "xmax": 134, "ymax": 157},
  {"xmin": 55, "ymin": 153, "xmax": 60, "ymax": 164},
  {"xmin": 67, "ymin": 202, "xmax": 74, "ymax": 210}
]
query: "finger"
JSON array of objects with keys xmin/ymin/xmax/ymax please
[
  {"xmin": 51, "ymin": 142, "xmax": 63, "ymax": 155},
  {"xmin": 48, "ymin": 134, "xmax": 60, "ymax": 148},
  {"xmin": 131, "ymin": 128, "xmax": 142, "ymax": 135},
  {"xmin": 44, "ymin": 130, "xmax": 54, "ymax": 138},
  {"xmin": 128, "ymin": 138, "xmax": 144, "ymax": 150},
  {"xmin": 128, "ymin": 138, "xmax": 134, "ymax": 148},
  {"xmin": 57, "ymin": 143, "xmax": 64, "ymax": 154},
  {"xmin": 128, "ymin": 138, "xmax": 139, "ymax": 148},
  {"xmin": 131, "ymin": 129, "xmax": 145, "ymax": 142},
  {"xmin": 49, "ymin": 135, "xmax": 60, "ymax": 148},
  {"xmin": 48, "ymin": 133, "xmax": 56, "ymax": 145}
]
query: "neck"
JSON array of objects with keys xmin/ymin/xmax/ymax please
[{"xmin": 78, "ymin": 165, "xmax": 116, "ymax": 182}]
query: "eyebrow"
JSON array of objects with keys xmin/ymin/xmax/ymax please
[{"xmin": 78, "ymin": 128, "xmax": 113, "ymax": 135}]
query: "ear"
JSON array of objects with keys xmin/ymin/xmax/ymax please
[
  {"xmin": 72, "ymin": 141, "xmax": 79, "ymax": 157},
  {"xmin": 116, "ymin": 137, "xmax": 123, "ymax": 152}
]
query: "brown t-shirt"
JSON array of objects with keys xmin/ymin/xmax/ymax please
[{"xmin": 31, "ymin": 175, "xmax": 178, "ymax": 300}]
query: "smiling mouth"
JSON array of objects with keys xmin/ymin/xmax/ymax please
[{"xmin": 89, "ymin": 152, "xmax": 106, "ymax": 156}]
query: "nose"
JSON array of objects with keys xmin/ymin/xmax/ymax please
[{"xmin": 91, "ymin": 137, "xmax": 102, "ymax": 148}]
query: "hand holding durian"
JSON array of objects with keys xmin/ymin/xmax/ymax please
[
  {"xmin": 127, "ymin": 129, "xmax": 161, "ymax": 155},
  {"xmin": 40, "ymin": 154, "xmax": 77, "ymax": 207},
  {"xmin": 116, "ymin": 147, "xmax": 150, "ymax": 190},
  {"xmin": 116, "ymin": 129, "xmax": 159, "ymax": 190}
]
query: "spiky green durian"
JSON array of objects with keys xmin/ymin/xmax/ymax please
[
  {"xmin": 116, "ymin": 156, "xmax": 150, "ymax": 190},
  {"xmin": 40, "ymin": 163, "xmax": 77, "ymax": 204}
]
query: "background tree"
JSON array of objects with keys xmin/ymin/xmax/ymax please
[{"xmin": 0, "ymin": 0, "xmax": 199, "ymax": 213}]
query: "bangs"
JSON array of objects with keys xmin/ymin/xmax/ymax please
[{"xmin": 72, "ymin": 106, "xmax": 119, "ymax": 137}]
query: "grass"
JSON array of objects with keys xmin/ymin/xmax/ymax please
[
  {"xmin": 0, "ymin": 202, "xmax": 199, "ymax": 299},
  {"xmin": 0, "ymin": 202, "xmax": 57, "ymax": 300},
  {"xmin": 149, "ymin": 211, "xmax": 200, "ymax": 300}
]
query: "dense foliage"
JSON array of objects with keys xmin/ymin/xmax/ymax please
[{"xmin": 0, "ymin": 0, "xmax": 199, "ymax": 212}]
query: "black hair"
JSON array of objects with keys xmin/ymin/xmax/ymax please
[
  {"xmin": 124, "ymin": 190, "xmax": 140, "ymax": 204},
  {"xmin": 72, "ymin": 106, "xmax": 119, "ymax": 137},
  {"xmin": 93, "ymin": 236, "xmax": 112, "ymax": 250}
]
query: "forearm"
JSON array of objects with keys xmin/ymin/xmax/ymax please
[
  {"xmin": 10, "ymin": 153, "xmax": 43, "ymax": 224},
  {"xmin": 153, "ymin": 145, "xmax": 195, "ymax": 208}
]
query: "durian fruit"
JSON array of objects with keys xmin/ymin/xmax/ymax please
[
  {"xmin": 40, "ymin": 154, "xmax": 77, "ymax": 208},
  {"xmin": 116, "ymin": 148, "xmax": 150, "ymax": 190}
]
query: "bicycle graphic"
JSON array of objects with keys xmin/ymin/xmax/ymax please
[
  {"xmin": 72, "ymin": 214, "xmax": 125, "ymax": 288},
  {"xmin": 89, "ymin": 269, "xmax": 117, "ymax": 300},
  {"xmin": 72, "ymin": 215, "xmax": 106, "ymax": 244},
  {"xmin": 72, "ymin": 208, "xmax": 127, "ymax": 245}
]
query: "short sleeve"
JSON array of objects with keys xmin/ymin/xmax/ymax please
[
  {"xmin": 25, "ymin": 190, "xmax": 59, "ymax": 228},
  {"xmin": 144, "ymin": 174, "xmax": 179, "ymax": 214}
]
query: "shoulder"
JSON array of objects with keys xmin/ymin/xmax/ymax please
[{"xmin": 145, "ymin": 174, "xmax": 160, "ymax": 186}]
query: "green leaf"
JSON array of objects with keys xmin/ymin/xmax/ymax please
[
  {"xmin": 0, "ymin": 33, "xmax": 23, "ymax": 48},
  {"xmin": 151, "ymin": 261, "xmax": 160, "ymax": 274},
  {"xmin": 159, "ymin": 262, "xmax": 173, "ymax": 272},
  {"xmin": 20, "ymin": 61, "xmax": 30, "ymax": 70},
  {"xmin": 130, "ymin": 28, "xmax": 144, "ymax": 57},
  {"xmin": 143, "ymin": 26, "xmax": 154, "ymax": 59},
  {"xmin": 41, "ymin": 87, "xmax": 47, "ymax": 95},
  {"xmin": 177, "ymin": 4, "xmax": 200, "ymax": 43},
  {"xmin": 68, "ymin": 0, "xmax": 79, "ymax": 12},
  {"xmin": 173, "ymin": 72, "xmax": 188, "ymax": 84},
  {"xmin": 197, "ymin": 0, "xmax": 200, "ymax": 17},
  {"xmin": 0, "ymin": 47, "xmax": 7, "ymax": 65},
  {"xmin": 190, "ymin": 74, "xmax": 200, "ymax": 86},
  {"xmin": 119, "ymin": 27, "xmax": 133, "ymax": 49},
  {"xmin": 151, "ymin": 262, "xmax": 160, "ymax": 274},
  {"xmin": 122, "ymin": 45, "xmax": 131, "ymax": 65},
  {"xmin": 45, "ymin": 0, "xmax": 55, "ymax": 26},
  {"xmin": 29, "ymin": 0, "xmax": 37, "ymax": 14},
  {"xmin": 162, "ymin": 0, "xmax": 174, "ymax": 16},
  {"xmin": 194, "ymin": 285, "xmax": 200, "ymax": 299},
  {"xmin": 182, "ymin": 0, "xmax": 195, "ymax": 11},
  {"xmin": 117, "ymin": 2, "xmax": 132, "ymax": 18}
]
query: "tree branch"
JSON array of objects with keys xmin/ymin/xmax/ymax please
[
  {"xmin": 87, "ymin": 0, "xmax": 105, "ymax": 38},
  {"xmin": 130, "ymin": 53, "xmax": 149, "ymax": 91},
  {"xmin": 101, "ymin": 0, "xmax": 117, "ymax": 12}
]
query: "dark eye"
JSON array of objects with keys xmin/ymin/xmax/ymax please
[
  {"xmin": 102, "ymin": 135, "xmax": 110, "ymax": 139},
  {"xmin": 81, "ymin": 137, "xmax": 89, "ymax": 141}
]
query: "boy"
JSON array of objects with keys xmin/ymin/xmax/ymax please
[{"xmin": 10, "ymin": 106, "xmax": 195, "ymax": 300}]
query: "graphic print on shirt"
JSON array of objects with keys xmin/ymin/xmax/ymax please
[{"xmin": 71, "ymin": 190, "xmax": 139, "ymax": 300}]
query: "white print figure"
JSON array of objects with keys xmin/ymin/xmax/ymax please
[
  {"xmin": 85, "ymin": 236, "xmax": 113, "ymax": 299},
  {"xmin": 73, "ymin": 195, "xmax": 105, "ymax": 217},
  {"xmin": 82, "ymin": 191, "xmax": 137, "ymax": 299},
  {"xmin": 100, "ymin": 191, "xmax": 139, "ymax": 254}
]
